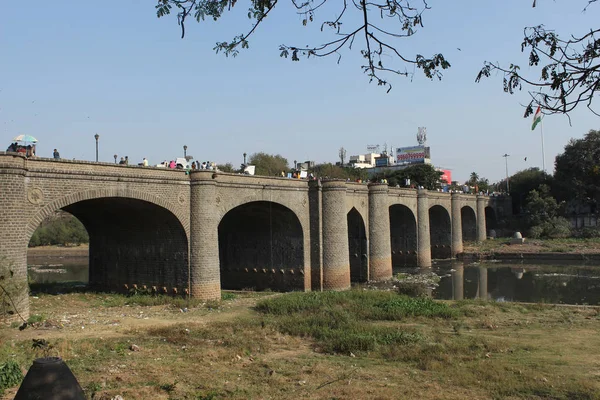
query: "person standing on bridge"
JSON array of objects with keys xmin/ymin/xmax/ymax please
[
  {"xmin": 142, "ymin": 158, "xmax": 148, "ymax": 167},
  {"xmin": 53, "ymin": 149, "xmax": 60, "ymax": 159}
]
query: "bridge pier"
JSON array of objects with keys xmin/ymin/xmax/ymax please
[
  {"xmin": 368, "ymin": 183, "xmax": 392, "ymax": 281},
  {"xmin": 476, "ymin": 195, "xmax": 487, "ymax": 242},
  {"xmin": 190, "ymin": 173, "xmax": 221, "ymax": 300},
  {"xmin": 451, "ymin": 193, "xmax": 463, "ymax": 257},
  {"xmin": 417, "ymin": 190, "xmax": 432, "ymax": 268},
  {"xmin": 321, "ymin": 181, "xmax": 350, "ymax": 290},
  {"xmin": 0, "ymin": 157, "xmax": 29, "ymax": 320}
]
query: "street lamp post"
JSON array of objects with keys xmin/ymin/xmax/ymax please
[
  {"xmin": 502, "ymin": 153, "xmax": 510, "ymax": 192},
  {"xmin": 294, "ymin": 160, "xmax": 297, "ymax": 170},
  {"xmin": 114, "ymin": 154, "xmax": 117, "ymax": 164},
  {"xmin": 243, "ymin": 152, "xmax": 247, "ymax": 165},
  {"xmin": 94, "ymin": 134, "xmax": 99, "ymax": 162},
  {"xmin": 183, "ymin": 145, "xmax": 187, "ymax": 158}
]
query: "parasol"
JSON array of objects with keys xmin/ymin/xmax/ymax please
[{"xmin": 13, "ymin": 134, "xmax": 38, "ymax": 143}]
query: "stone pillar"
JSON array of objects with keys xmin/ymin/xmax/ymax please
[
  {"xmin": 308, "ymin": 180, "xmax": 323, "ymax": 291},
  {"xmin": 452, "ymin": 264, "xmax": 464, "ymax": 300},
  {"xmin": 321, "ymin": 180, "xmax": 350, "ymax": 290},
  {"xmin": 478, "ymin": 266, "xmax": 488, "ymax": 300},
  {"xmin": 451, "ymin": 193, "xmax": 463, "ymax": 258},
  {"xmin": 476, "ymin": 195, "xmax": 487, "ymax": 242},
  {"xmin": 0, "ymin": 154, "xmax": 29, "ymax": 321},
  {"xmin": 417, "ymin": 189, "xmax": 431, "ymax": 268},
  {"xmin": 189, "ymin": 171, "xmax": 221, "ymax": 300},
  {"xmin": 368, "ymin": 183, "xmax": 392, "ymax": 281}
]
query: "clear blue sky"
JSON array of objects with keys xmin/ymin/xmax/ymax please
[{"xmin": 1, "ymin": 0, "xmax": 597, "ymax": 183}]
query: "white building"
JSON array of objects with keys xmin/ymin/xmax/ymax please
[{"xmin": 348, "ymin": 153, "xmax": 380, "ymax": 168}]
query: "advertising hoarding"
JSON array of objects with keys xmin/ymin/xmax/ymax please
[
  {"xmin": 375, "ymin": 157, "xmax": 389, "ymax": 167},
  {"xmin": 439, "ymin": 169, "xmax": 452, "ymax": 184},
  {"xmin": 396, "ymin": 146, "xmax": 426, "ymax": 164}
]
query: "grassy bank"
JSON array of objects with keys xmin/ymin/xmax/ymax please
[
  {"xmin": 2, "ymin": 290, "xmax": 600, "ymax": 399},
  {"xmin": 463, "ymin": 237, "xmax": 600, "ymax": 255}
]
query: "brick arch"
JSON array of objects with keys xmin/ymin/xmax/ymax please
[
  {"xmin": 217, "ymin": 200, "xmax": 305, "ymax": 291},
  {"xmin": 25, "ymin": 187, "xmax": 189, "ymax": 241},
  {"xmin": 461, "ymin": 205, "xmax": 477, "ymax": 242},
  {"xmin": 217, "ymin": 194, "xmax": 307, "ymax": 232}
]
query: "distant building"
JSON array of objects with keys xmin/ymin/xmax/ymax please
[{"xmin": 348, "ymin": 153, "xmax": 380, "ymax": 168}]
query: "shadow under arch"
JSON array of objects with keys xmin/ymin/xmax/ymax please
[
  {"xmin": 429, "ymin": 205, "xmax": 451, "ymax": 259},
  {"xmin": 461, "ymin": 206, "xmax": 477, "ymax": 242},
  {"xmin": 485, "ymin": 206, "xmax": 497, "ymax": 232},
  {"xmin": 347, "ymin": 207, "xmax": 368, "ymax": 282},
  {"xmin": 389, "ymin": 204, "xmax": 417, "ymax": 267},
  {"xmin": 25, "ymin": 190, "xmax": 190, "ymax": 293},
  {"xmin": 218, "ymin": 201, "xmax": 304, "ymax": 291},
  {"xmin": 25, "ymin": 188, "xmax": 189, "ymax": 241}
]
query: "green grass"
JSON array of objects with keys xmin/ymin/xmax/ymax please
[{"xmin": 255, "ymin": 291, "xmax": 457, "ymax": 355}]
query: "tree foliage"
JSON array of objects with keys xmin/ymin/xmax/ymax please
[
  {"xmin": 375, "ymin": 164, "xmax": 442, "ymax": 190},
  {"xmin": 217, "ymin": 162, "xmax": 235, "ymax": 172},
  {"xmin": 310, "ymin": 163, "xmax": 368, "ymax": 181},
  {"xmin": 29, "ymin": 213, "xmax": 89, "ymax": 247},
  {"xmin": 524, "ymin": 184, "xmax": 560, "ymax": 226},
  {"xmin": 155, "ymin": 0, "xmax": 450, "ymax": 91},
  {"xmin": 476, "ymin": 1, "xmax": 600, "ymax": 118},
  {"xmin": 554, "ymin": 129, "xmax": 600, "ymax": 204},
  {"xmin": 248, "ymin": 152, "xmax": 289, "ymax": 176},
  {"xmin": 503, "ymin": 167, "xmax": 553, "ymax": 214}
]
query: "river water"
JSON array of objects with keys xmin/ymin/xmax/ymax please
[{"xmin": 26, "ymin": 257, "xmax": 600, "ymax": 305}]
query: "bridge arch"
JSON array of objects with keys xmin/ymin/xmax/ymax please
[
  {"xmin": 461, "ymin": 205, "xmax": 477, "ymax": 242},
  {"xmin": 347, "ymin": 207, "xmax": 368, "ymax": 282},
  {"xmin": 218, "ymin": 201, "xmax": 304, "ymax": 291},
  {"xmin": 389, "ymin": 204, "xmax": 417, "ymax": 267},
  {"xmin": 26, "ymin": 188, "xmax": 190, "ymax": 293},
  {"xmin": 429, "ymin": 205, "xmax": 451, "ymax": 259},
  {"xmin": 26, "ymin": 187, "xmax": 189, "ymax": 240}
]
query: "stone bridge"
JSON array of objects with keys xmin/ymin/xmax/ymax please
[{"xmin": 0, "ymin": 153, "xmax": 511, "ymax": 319}]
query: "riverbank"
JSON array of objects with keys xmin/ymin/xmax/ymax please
[
  {"xmin": 1, "ymin": 290, "xmax": 599, "ymax": 399},
  {"xmin": 27, "ymin": 244, "xmax": 88, "ymax": 259},
  {"xmin": 461, "ymin": 237, "xmax": 600, "ymax": 262}
]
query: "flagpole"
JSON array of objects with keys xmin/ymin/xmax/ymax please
[{"xmin": 540, "ymin": 117, "xmax": 546, "ymax": 173}]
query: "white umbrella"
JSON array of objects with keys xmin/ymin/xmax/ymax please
[{"xmin": 13, "ymin": 134, "xmax": 38, "ymax": 143}]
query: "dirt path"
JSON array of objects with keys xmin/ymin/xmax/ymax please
[{"xmin": 2, "ymin": 294, "xmax": 266, "ymax": 343}]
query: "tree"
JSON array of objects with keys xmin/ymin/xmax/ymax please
[
  {"xmin": 554, "ymin": 129, "xmax": 600, "ymax": 204},
  {"xmin": 524, "ymin": 184, "xmax": 560, "ymax": 226},
  {"xmin": 524, "ymin": 185, "xmax": 571, "ymax": 239},
  {"xmin": 155, "ymin": 0, "xmax": 450, "ymax": 91},
  {"xmin": 375, "ymin": 164, "xmax": 442, "ymax": 190},
  {"xmin": 217, "ymin": 162, "xmax": 235, "ymax": 172},
  {"xmin": 248, "ymin": 152, "xmax": 288, "ymax": 176},
  {"xmin": 338, "ymin": 147, "xmax": 346, "ymax": 166},
  {"xmin": 476, "ymin": 1, "xmax": 599, "ymax": 118},
  {"xmin": 503, "ymin": 167, "xmax": 553, "ymax": 214},
  {"xmin": 468, "ymin": 172, "xmax": 479, "ymax": 186},
  {"xmin": 311, "ymin": 163, "xmax": 368, "ymax": 181}
]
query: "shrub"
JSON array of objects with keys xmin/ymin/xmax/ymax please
[
  {"xmin": 528, "ymin": 217, "xmax": 572, "ymax": 239},
  {"xmin": 575, "ymin": 227, "xmax": 600, "ymax": 239},
  {"xmin": 0, "ymin": 361, "xmax": 23, "ymax": 395}
]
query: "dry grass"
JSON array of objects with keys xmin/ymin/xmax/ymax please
[{"xmin": 2, "ymin": 291, "xmax": 600, "ymax": 399}]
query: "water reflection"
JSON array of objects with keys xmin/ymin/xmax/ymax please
[
  {"xmin": 396, "ymin": 260, "xmax": 600, "ymax": 305},
  {"xmin": 28, "ymin": 255, "xmax": 600, "ymax": 305},
  {"xmin": 27, "ymin": 258, "xmax": 88, "ymax": 284}
]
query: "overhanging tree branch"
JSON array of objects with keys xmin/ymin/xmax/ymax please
[
  {"xmin": 476, "ymin": 2, "xmax": 599, "ymax": 119},
  {"xmin": 156, "ymin": 0, "xmax": 450, "ymax": 91}
]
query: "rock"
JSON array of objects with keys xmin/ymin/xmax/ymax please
[{"xmin": 129, "ymin": 344, "xmax": 140, "ymax": 352}]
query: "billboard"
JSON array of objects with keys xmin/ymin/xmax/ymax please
[
  {"xmin": 375, "ymin": 157, "xmax": 389, "ymax": 167},
  {"xmin": 396, "ymin": 146, "xmax": 426, "ymax": 164},
  {"xmin": 439, "ymin": 169, "xmax": 452, "ymax": 184}
]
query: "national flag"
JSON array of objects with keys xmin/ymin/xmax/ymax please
[{"xmin": 531, "ymin": 106, "xmax": 542, "ymax": 131}]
